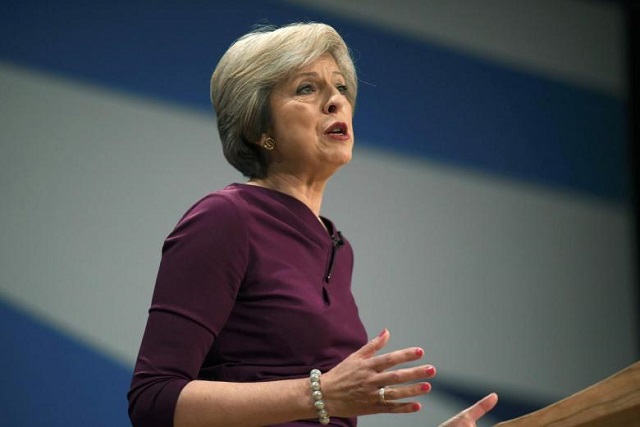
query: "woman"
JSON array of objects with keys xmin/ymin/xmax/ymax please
[{"xmin": 128, "ymin": 22, "xmax": 497, "ymax": 427}]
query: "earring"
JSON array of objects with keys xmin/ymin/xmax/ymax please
[{"xmin": 263, "ymin": 137, "xmax": 276, "ymax": 151}]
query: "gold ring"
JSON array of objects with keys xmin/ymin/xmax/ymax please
[{"xmin": 378, "ymin": 387, "xmax": 387, "ymax": 404}]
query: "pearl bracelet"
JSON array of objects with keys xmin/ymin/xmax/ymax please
[{"xmin": 309, "ymin": 369, "xmax": 330, "ymax": 425}]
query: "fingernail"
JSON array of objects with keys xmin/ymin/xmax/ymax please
[
  {"xmin": 377, "ymin": 328, "xmax": 387, "ymax": 338},
  {"xmin": 421, "ymin": 383, "xmax": 431, "ymax": 392},
  {"xmin": 415, "ymin": 348, "xmax": 424, "ymax": 357},
  {"xmin": 426, "ymin": 366, "xmax": 436, "ymax": 376},
  {"xmin": 412, "ymin": 403, "xmax": 422, "ymax": 411}
]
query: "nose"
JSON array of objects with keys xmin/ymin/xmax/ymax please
[{"xmin": 323, "ymin": 86, "xmax": 347, "ymax": 115}]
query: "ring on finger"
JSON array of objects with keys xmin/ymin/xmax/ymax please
[{"xmin": 378, "ymin": 386, "xmax": 389, "ymax": 404}]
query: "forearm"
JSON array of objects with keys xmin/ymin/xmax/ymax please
[{"xmin": 174, "ymin": 377, "xmax": 317, "ymax": 427}]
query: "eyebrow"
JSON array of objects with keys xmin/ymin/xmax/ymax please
[{"xmin": 292, "ymin": 70, "xmax": 345, "ymax": 79}]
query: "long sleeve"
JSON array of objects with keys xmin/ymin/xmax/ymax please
[{"xmin": 127, "ymin": 193, "xmax": 248, "ymax": 427}]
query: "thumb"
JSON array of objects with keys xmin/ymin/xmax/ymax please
[
  {"xmin": 438, "ymin": 393, "xmax": 498, "ymax": 427},
  {"xmin": 358, "ymin": 328, "xmax": 390, "ymax": 358},
  {"xmin": 463, "ymin": 393, "xmax": 499, "ymax": 421}
]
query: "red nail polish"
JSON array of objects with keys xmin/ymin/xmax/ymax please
[
  {"xmin": 415, "ymin": 348, "xmax": 424, "ymax": 357},
  {"xmin": 412, "ymin": 403, "xmax": 422, "ymax": 411},
  {"xmin": 426, "ymin": 366, "xmax": 436, "ymax": 376},
  {"xmin": 377, "ymin": 328, "xmax": 386, "ymax": 338},
  {"xmin": 421, "ymin": 383, "xmax": 431, "ymax": 392}
]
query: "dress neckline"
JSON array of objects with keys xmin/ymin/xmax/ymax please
[{"xmin": 228, "ymin": 182, "xmax": 336, "ymax": 238}]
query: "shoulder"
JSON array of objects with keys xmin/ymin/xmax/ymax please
[
  {"xmin": 162, "ymin": 185, "xmax": 251, "ymax": 252},
  {"xmin": 177, "ymin": 185, "xmax": 248, "ymax": 227}
]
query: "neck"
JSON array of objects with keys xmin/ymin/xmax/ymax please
[{"xmin": 248, "ymin": 174, "xmax": 327, "ymax": 217}]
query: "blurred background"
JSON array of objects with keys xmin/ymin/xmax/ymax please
[{"xmin": 1, "ymin": 0, "xmax": 637, "ymax": 426}]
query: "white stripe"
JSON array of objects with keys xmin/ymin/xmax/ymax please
[
  {"xmin": 283, "ymin": 0, "xmax": 626, "ymax": 96},
  {"xmin": 0, "ymin": 62, "xmax": 232, "ymax": 366}
]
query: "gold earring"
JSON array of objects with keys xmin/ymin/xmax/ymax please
[{"xmin": 263, "ymin": 137, "xmax": 276, "ymax": 151}]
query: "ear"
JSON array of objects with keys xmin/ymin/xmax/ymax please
[{"xmin": 257, "ymin": 133, "xmax": 270, "ymax": 147}]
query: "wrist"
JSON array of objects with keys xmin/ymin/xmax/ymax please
[{"xmin": 309, "ymin": 369, "xmax": 331, "ymax": 425}]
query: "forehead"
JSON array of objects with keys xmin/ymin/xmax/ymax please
[{"xmin": 289, "ymin": 54, "xmax": 343, "ymax": 80}]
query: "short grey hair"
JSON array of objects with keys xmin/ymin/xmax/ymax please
[{"xmin": 210, "ymin": 22, "xmax": 358, "ymax": 178}]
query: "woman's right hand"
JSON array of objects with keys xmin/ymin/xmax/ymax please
[{"xmin": 321, "ymin": 329, "xmax": 436, "ymax": 417}]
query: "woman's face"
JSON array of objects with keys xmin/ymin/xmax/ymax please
[{"xmin": 262, "ymin": 54, "xmax": 354, "ymax": 179}]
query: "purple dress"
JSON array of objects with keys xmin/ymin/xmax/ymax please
[{"xmin": 128, "ymin": 184, "xmax": 368, "ymax": 426}]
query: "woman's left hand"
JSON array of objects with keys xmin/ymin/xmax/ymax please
[{"xmin": 438, "ymin": 393, "xmax": 498, "ymax": 427}]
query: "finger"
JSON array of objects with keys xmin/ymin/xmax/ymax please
[
  {"xmin": 371, "ymin": 346, "xmax": 426, "ymax": 372},
  {"xmin": 378, "ymin": 382, "xmax": 432, "ymax": 403},
  {"xmin": 376, "ymin": 364, "xmax": 436, "ymax": 387},
  {"xmin": 358, "ymin": 328, "xmax": 391, "ymax": 358},
  {"xmin": 462, "ymin": 393, "xmax": 498, "ymax": 421},
  {"xmin": 380, "ymin": 401, "xmax": 423, "ymax": 414}
]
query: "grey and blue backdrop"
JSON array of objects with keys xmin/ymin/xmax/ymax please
[{"xmin": 0, "ymin": 0, "xmax": 637, "ymax": 426}]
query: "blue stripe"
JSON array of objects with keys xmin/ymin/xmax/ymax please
[
  {"xmin": 0, "ymin": 0, "xmax": 628, "ymax": 201},
  {"xmin": 0, "ymin": 297, "xmax": 131, "ymax": 426},
  {"xmin": 351, "ymin": 34, "xmax": 628, "ymax": 201}
]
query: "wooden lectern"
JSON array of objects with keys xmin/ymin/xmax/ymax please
[{"xmin": 494, "ymin": 361, "xmax": 640, "ymax": 426}]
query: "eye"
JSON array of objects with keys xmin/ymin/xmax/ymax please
[
  {"xmin": 337, "ymin": 84, "xmax": 348, "ymax": 94},
  {"xmin": 296, "ymin": 84, "xmax": 315, "ymax": 95}
]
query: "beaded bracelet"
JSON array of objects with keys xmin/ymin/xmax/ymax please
[{"xmin": 309, "ymin": 369, "xmax": 330, "ymax": 425}]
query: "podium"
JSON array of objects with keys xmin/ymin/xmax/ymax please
[{"xmin": 494, "ymin": 361, "xmax": 640, "ymax": 426}]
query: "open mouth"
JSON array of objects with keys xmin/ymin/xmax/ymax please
[{"xmin": 325, "ymin": 122, "xmax": 348, "ymax": 136}]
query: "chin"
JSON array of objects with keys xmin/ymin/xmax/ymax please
[
  {"xmin": 334, "ymin": 154, "xmax": 353, "ymax": 168},
  {"xmin": 322, "ymin": 144, "xmax": 353, "ymax": 169}
]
